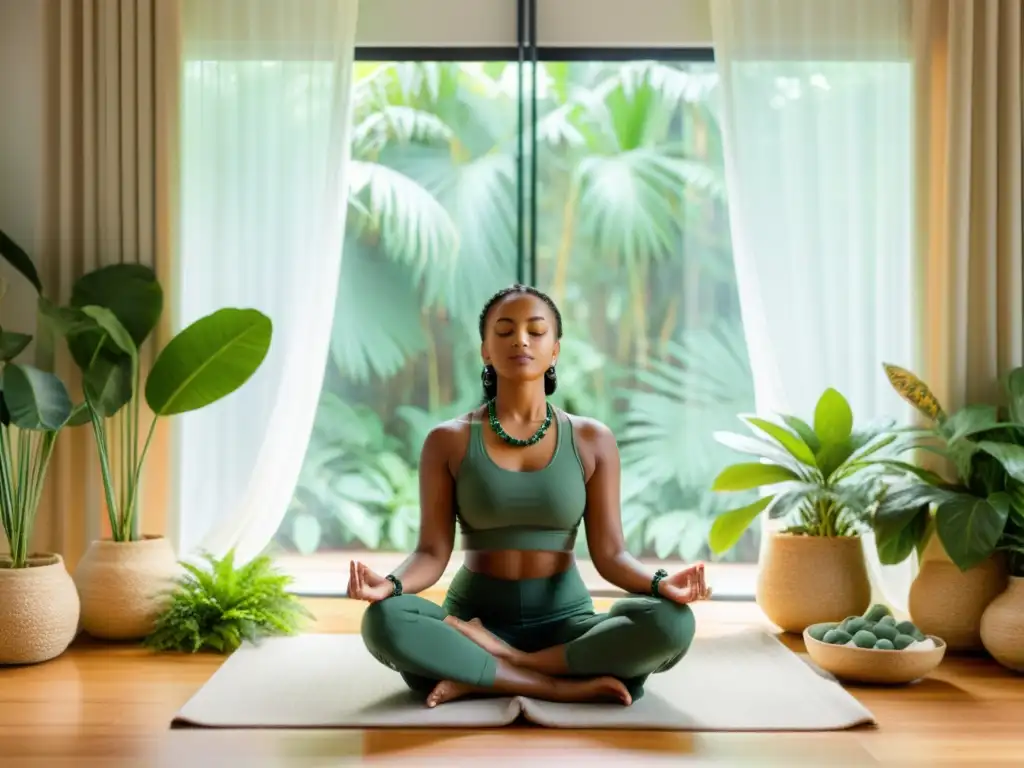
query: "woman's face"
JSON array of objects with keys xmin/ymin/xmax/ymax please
[{"xmin": 482, "ymin": 292, "xmax": 560, "ymax": 385}]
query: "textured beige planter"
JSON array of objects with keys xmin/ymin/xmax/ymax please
[
  {"xmin": 980, "ymin": 576, "xmax": 1024, "ymax": 672},
  {"xmin": 908, "ymin": 535, "xmax": 1007, "ymax": 652},
  {"xmin": 756, "ymin": 532, "xmax": 872, "ymax": 633},
  {"xmin": 0, "ymin": 553, "xmax": 80, "ymax": 665},
  {"xmin": 74, "ymin": 536, "xmax": 181, "ymax": 640}
]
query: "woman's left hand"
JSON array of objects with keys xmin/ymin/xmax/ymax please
[{"xmin": 658, "ymin": 562, "xmax": 712, "ymax": 604}]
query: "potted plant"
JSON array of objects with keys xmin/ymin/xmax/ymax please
[
  {"xmin": 0, "ymin": 231, "xmax": 82, "ymax": 664},
  {"xmin": 708, "ymin": 387, "xmax": 903, "ymax": 633},
  {"xmin": 144, "ymin": 549, "xmax": 312, "ymax": 654},
  {"xmin": 873, "ymin": 363, "xmax": 1019, "ymax": 653},
  {"xmin": 37, "ymin": 262, "xmax": 273, "ymax": 640}
]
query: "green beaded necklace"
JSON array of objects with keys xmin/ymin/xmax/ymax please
[{"xmin": 487, "ymin": 399, "xmax": 554, "ymax": 447}]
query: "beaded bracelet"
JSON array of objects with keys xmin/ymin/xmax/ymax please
[
  {"xmin": 385, "ymin": 574, "xmax": 403, "ymax": 598},
  {"xmin": 651, "ymin": 568, "xmax": 668, "ymax": 597}
]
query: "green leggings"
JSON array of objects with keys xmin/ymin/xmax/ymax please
[{"xmin": 360, "ymin": 566, "xmax": 696, "ymax": 700}]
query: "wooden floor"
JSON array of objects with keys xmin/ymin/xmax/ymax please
[{"xmin": 2, "ymin": 596, "xmax": 1022, "ymax": 767}]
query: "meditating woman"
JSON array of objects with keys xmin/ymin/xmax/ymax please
[{"xmin": 348, "ymin": 284, "xmax": 711, "ymax": 708}]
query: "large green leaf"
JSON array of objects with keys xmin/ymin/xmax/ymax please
[
  {"xmin": 942, "ymin": 404, "xmax": 1001, "ymax": 444},
  {"xmin": 2, "ymin": 363, "xmax": 72, "ymax": 430},
  {"xmin": 80, "ymin": 305, "xmax": 137, "ymax": 358},
  {"xmin": 1006, "ymin": 367, "xmax": 1024, "ymax": 425},
  {"xmin": 713, "ymin": 430, "xmax": 815, "ymax": 481},
  {"xmin": 0, "ymin": 229, "xmax": 42, "ymax": 293},
  {"xmin": 0, "ymin": 330, "xmax": 31, "ymax": 361},
  {"xmin": 743, "ymin": 416, "xmax": 817, "ymax": 467},
  {"xmin": 71, "ymin": 263, "xmax": 163, "ymax": 347},
  {"xmin": 53, "ymin": 302, "xmax": 139, "ymax": 416},
  {"xmin": 145, "ymin": 308, "xmax": 272, "ymax": 416},
  {"xmin": 37, "ymin": 296, "xmax": 94, "ymax": 339},
  {"xmin": 935, "ymin": 492, "xmax": 1010, "ymax": 571},
  {"xmin": 781, "ymin": 415, "xmax": 820, "ymax": 454},
  {"xmin": 813, "ymin": 387, "xmax": 853, "ymax": 445},
  {"xmin": 975, "ymin": 441, "xmax": 1024, "ymax": 485},
  {"xmin": 708, "ymin": 495, "xmax": 772, "ymax": 554},
  {"xmin": 711, "ymin": 462, "xmax": 799, "ymax": 492},
  {"xmin": 83, "ymin": 354, "xmax": 133, "ymax": 416},
  {"xmin": 850, "ymin": 458, "xmax": 947, "ymax": 487},
  {"xmin": 871, "ymin": 484, "xmax": 941, "ymax": 565}
]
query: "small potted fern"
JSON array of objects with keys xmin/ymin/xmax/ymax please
[
  {"xmin": 0, "ymin": 231, "xmax": 82, "ymax": 664},
  {"xmin": 145, "ymin": 549, "xmax": 312, "ymax": 654},
  {"xmin": 708, "ymin": 388, "xmax": 904, "ymax": 632},
  {"xmin": 34, "ymin": 261, "xmax": 273, "ymax": 640}
]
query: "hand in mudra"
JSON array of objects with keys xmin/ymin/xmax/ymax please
[
  {"xmin": 658, "ymin": 562, "xmax": 712, "ymax": 604},
  {"xmin": 347, "ymin": 560, "xmax": 394, "ymax": 602}
]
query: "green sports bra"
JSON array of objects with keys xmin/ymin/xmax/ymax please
[{"xmin": 454, "ymin": 408, "xmax": 588, "ymax": 551}]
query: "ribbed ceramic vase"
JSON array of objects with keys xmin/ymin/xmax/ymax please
[
  {"xmin": 756, "ymin": 532, "xmax": 872, "ymax": 633},
  {"xmin": 0, "ymin": 554, "xmax": 81, "ymax": 665},
  {"xmin": 74, "ymin": 536, "xmax": 181, "ymax": 640},
  {"xmin": 908, "ymin": 535, "xmax": 1007, "ymax": 652},
  {"xmin": 980, "ymin": 577, "xmax": 1024, "ymax": 672}
]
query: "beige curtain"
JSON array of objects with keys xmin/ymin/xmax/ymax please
[
  {"xmin": 32, "ymin": 0, "xmax": 179, "ymax": 571},
  {"xmin": 914, "ymin": 0, "xmax": 1023, "ymax": 409}
]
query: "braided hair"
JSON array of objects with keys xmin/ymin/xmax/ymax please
[{"xmin": 478, "ymin": 284, "xmax": 564, "ymax": 401}]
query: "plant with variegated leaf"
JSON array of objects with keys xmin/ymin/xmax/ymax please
[
  {"xmin": 873, "ymin": 363, "xmax": 1024, "ymax": 576},
  {"xmin": 707, "ymin": 387, "xmax": 909, "ymax": 555}
]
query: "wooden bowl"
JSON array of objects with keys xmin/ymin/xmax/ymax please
[{"xmin": 803, "ymin": 622, "xmax": 947, "ymax": 685}]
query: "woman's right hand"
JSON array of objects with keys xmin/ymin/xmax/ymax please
[{"xmin": 347, "ymin": 560, "xmax": 396, "ymax": 602}]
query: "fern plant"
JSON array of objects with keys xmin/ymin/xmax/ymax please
[{"xmin": 144, "ymin": 550, "xmax": 312, "ymax": 654}]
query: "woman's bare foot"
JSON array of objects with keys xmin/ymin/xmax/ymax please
[
  {"xmin": 426, "ymin": 680, "xmax": 478, "ymax": 708},
  {"xmin": 444, "ymin": 616, "xmax": 519, "ymax": 662},
  {"xmin": 569, "ymin": 676, "xmax": 632, "ymax": 705},
  {"xmin": 425, "ymin": 674, "xmax": 631, "ymax": 708}
]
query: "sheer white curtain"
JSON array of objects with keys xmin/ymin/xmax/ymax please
[
  {"xmin": 173, "ymin": 0, "xmax": 358, "ymax": 564},
  {"xmin": 709, "ymin": 0, "xmax": 919, "ymax": 611}
]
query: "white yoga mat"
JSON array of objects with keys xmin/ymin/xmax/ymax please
[{"xmin": 171, "ymin": 631, "xmax": 875, "ymax": 731}]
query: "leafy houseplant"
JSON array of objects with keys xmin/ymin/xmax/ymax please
[
  {"xmin": 707, "ymin": 388, "xmax": 902, "ymax": 632},
  {"xmin": 873, "ymin": 363, "xmax": 1024, "ymax": 576},
  {"xmin": 708, "ymin": 388, "xmax": 901, "ymax": 553},
  {"xmin": 144, "ymin": 549, "xmax": 312, "ymax": 653},
  {"xmin": 38, "ymin": 264, "xmax": 274, "ymax": 544},
  {"xmin": 873, "ymin": 363, "xmax": 1021, "ymax": 652},
  {"xmin": 32, "ymin": 260, "xmax": 273, "ymax": 640},
  {"xmin": 0, "ymin": 230, "xmax": 82, "ymax": 665}
]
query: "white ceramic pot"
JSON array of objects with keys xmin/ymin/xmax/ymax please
[
  {"xmin": 756, "ymin": 532, "xmax": 872, "ymax": 633},
  {"xmin": 908, "ymin": 535, "xmax": 1006, "ymax": 652},
  {"xmin": 0, "ymin": 553, "xmax": 81, "ymax": 665},
  {"xmin": 980, "ymin": 576, "xmax": 1024, "ymax": 672},
  {"xmin": 74, "ymin": 535, "xmax": 181, "ymax": 640}
]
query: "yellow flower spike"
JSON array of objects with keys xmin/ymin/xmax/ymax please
[{"xmin": 882, "ymin": 363, "xmax": 945, "ymax": 422}]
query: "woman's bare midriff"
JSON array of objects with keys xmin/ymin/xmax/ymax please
[{"xmin": 464, "ymin": 549, "xmax": 574, "ymax": 580}]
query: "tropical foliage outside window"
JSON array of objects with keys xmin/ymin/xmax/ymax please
[{"xmin": 274, "ymin": 59, "xmax": 762, "ymax": 564}]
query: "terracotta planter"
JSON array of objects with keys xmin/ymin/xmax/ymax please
[
  {"xmin": 908, "ymin": 535, "xmax": 1007, "ymax": 652},
  {"xmin": 74, "ymin": 536, "xmax": 181, "ymax": 640},
  {"xmin": 980, "ymin": 576, "xmax": 1024, "ymax": 671},
  {"xmin": 0, "ymin": 553, "xmax": 80, "ymax": 665},
  {"xmin": 756, "ymin": 532, "xmax": 872, "ymax": 633}
]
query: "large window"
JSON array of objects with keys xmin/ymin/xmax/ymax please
[
  {"xmin": 174, "ymin": 0, "xmax": 915, "ymax": 601},
  {"xmin": 271, "ymin": 53, "xmax": 762, "ymax": 593}
]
